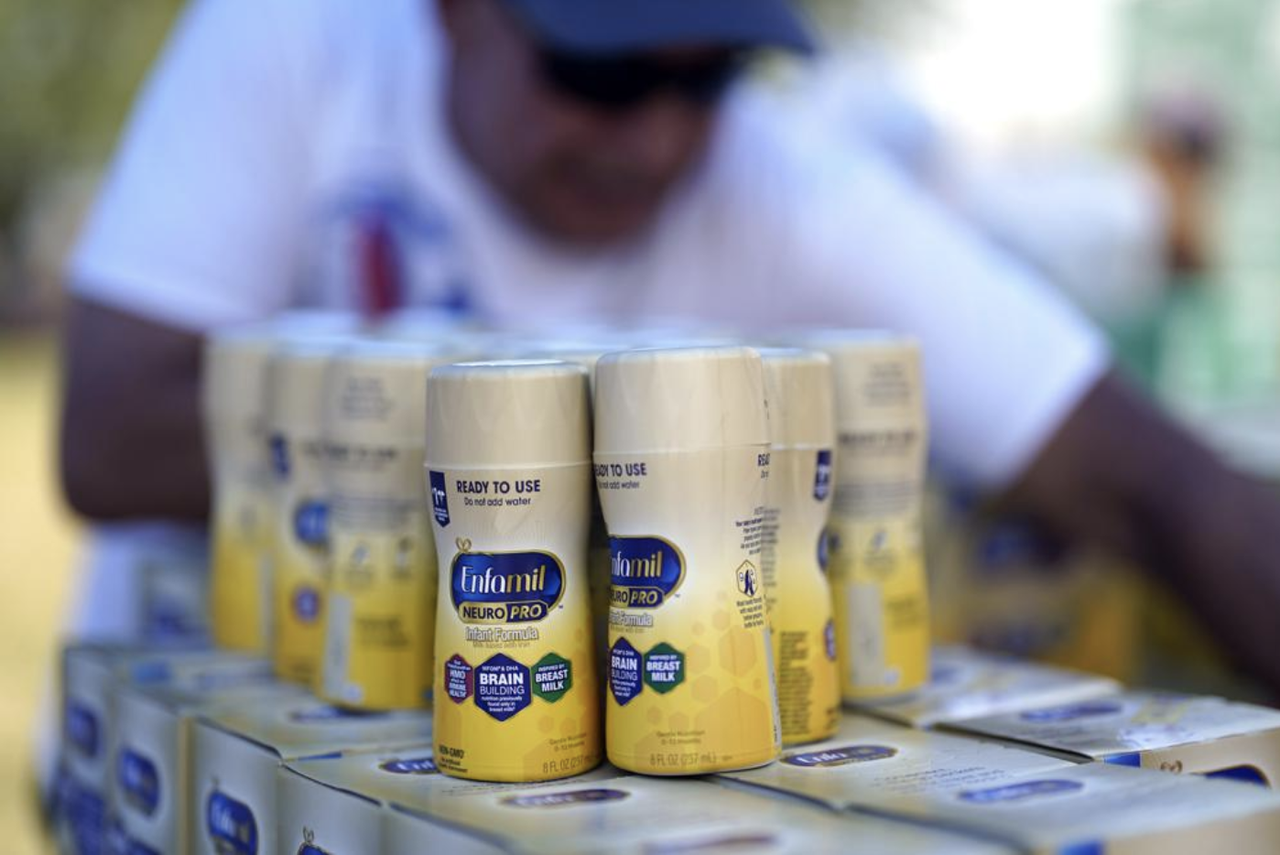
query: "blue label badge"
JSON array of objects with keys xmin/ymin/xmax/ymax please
[
  {"xmin": 293, "ymin": 501, "xmax": 329, "ymax": 547},
  {"xmin": 292, "ymin": 585, "xmax": 322, "ymax": 623},
  {"xmin": 474, "ymin": 653, "xmax": 531, "ymax": 721},
  {"xmin": 428, "ymin": 470, "xmax": 450, "ymax": 527},
  {"xmin": 609, "ymin": 638, "xmax": 642, "ymax": 706},
  {"xmin": 379, "ymin": 757, "xmax": 439, "ymax": 775},
  {"xmin": 269, "ymin": 434, "xmax": 289, "ymax": 479},
  {"xmin": 609, "ymin": 536, "xmax": 684, "ymax": 609},
  {"xmin": 451, "ymin": 549, "xmax": 564, "ymax": 624},
  {"xmin": 781, "ymin": 745, "xmax": 898, "ymax": 767},
  {"xmin": 65, "ymin": 701, "xmax": 99, "ymax": 759},
  {"xmin": 500, "ymin": 788, "xmax": 630, "ymax": 809},
  {"xmin": 1020, "ymin": 701, "xmax": 1123, "ymax": 723},
  {"xmin": 814, "ymin": 449, "xmax": 833, "ymax": 501},
  {"xmin": 958, "ymin": 779, "xmax": 1084, "ymax": 804},
  {"xmin": 207, "ymin": 789, "xmax": 258, "ymax": 854},
  {"xmin": 117, "ymin": 748, "xmax": 161, "ymax": 817}
]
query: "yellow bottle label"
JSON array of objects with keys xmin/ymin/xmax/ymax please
[
  {"xmin": 762, "ymin": 447, "xmax": 840, "ymax": 745},
  {"xmin": 830, "ymin": 515, "xmax": 931, "ymax": 699},
  {"xmin": 271, "ymin": 434, "xmax": 330, "ymax": 685},
  {"xmin": 320, "ymin": 509, "xmax": 436, "ymax": 709},
  {"xmin": 597, "ymin": 448, "xmax": 781, "ymax": 775},
  {"xmin": 430, "ymin": 464, "xmax": 601, "ymax": 783},
  {"xmin": 210, "ymin": 481, "xmax": 274, "ymax": 654}
]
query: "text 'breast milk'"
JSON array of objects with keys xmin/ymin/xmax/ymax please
[
  {"xmin": 809, "ymin": 332, "xmax": 930, "ymax": 701},
  {"xmin": 425, "ymin": 360, "xmax": 601, "ymax": 783},
  {"xmin": 319, "ymin": 339, "xmax": 455, "ymax": 710},
  {"xmin": 759, "ymin": 348, "xmax": 840, "ymax": 745},
  {"xmin": 594, "ymin": 346, "xmax": 781, "ymax": 775}
]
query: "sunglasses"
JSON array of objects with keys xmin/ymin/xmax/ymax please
[{"xmin": 537, "ymin": 48, "xmax": 749, "ymax": 112}]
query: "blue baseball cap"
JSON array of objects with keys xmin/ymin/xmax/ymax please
[{"xmin": 501, "ymin": 0, "xmax": 816, "ymax": 55}]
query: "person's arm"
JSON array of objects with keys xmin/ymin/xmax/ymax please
[
  {"xmin": 60, "ymin": 296, "xmax": 210, "ymax": 521},
  {"xmin": 56, "ymin": 0, "xmax": 325, "ymax": 524},
  {"xmin": 1005, "ymin": 371, "xmax": 1280, "ymax": 691}
]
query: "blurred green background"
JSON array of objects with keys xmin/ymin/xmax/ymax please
[{"xmin": 0, "ymin": 0, "xmax": 182, "ymax": 324}]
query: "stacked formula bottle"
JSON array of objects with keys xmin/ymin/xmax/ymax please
[{"xmin": 200, "ymin": 315, "xmax": 933, "ymax": 786}]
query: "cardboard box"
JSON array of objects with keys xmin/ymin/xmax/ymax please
[
  {"xmin": 277, "ymin": 749, "xmax": 622, "ymax": 854},
  {"xmin": 716, "ymin": 712, "xmax": 1073, "ymax": 810},
  {"xmin": 385, "ymin": 773, "xmax": 1016, "ymax": 854},
  {"xmin": 115, "ymin": 676, "xmax": 305, "ymax": 854},
  {"xmin": 57, "ymin": 645, "xmax": 273, "ymax": 855},
  {"xmin": 875, "ymin": 762, "xmax": 1280, "ymax": 854},
  {"xmin": 946, "ymin": 691, "xmax": 1280, "ymax": 786},
  {"xmin": 853, "ymin": 645, "xmax": 1120, "ymax": 728},
  {"xmin": 189, "ymin": 697, "xmax": 431, "ymax": 855}
]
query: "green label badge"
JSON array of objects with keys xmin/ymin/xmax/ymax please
[
  {"xmin": 643, "ymin": 643, "xmax": 685, "ymax": 694},
  {"xmin": 532, "ymin": 653, "xmax": 572, "ymax": 703}
]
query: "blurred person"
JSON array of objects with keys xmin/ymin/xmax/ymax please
[{"xmin": 60, "ymin": 0, "xmax": 1280, "ymax": 707}]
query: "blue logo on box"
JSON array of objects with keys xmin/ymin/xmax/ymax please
[
  {"xmin": 501, "ymin": 789, "xmax": 631, "ymax": 808},
  {"xmin": 782, "ymin": 745, "xmax": 897, "ymax": 767},
  {"xmin": 380, "ymin": 757, "xmax": 439, "ymax": 775},
  {"xmin": 1020, "ymin": 701, "xmax": 1123, "ymax": 723},
  {"xmin": 65, "ymin": 701, "xmax": 99, "ymax": 759},
  {"xmin": 117, "ymin": 748, "xmax": 160, "ymax": 817},
  {"xmin": 428, "ymin": 470, "xmax": 450, "ymax": 527},
  {"xmin": 475, "ymin": 653, "xmax": 531, "ymax": 722},
  {"xmin": 958, "ymin": 779, "xmax": 1084, "ymax": 804},
  {"xmin": 451, "ymin": 549, "xmax": 564, "ymax": 624},
  {"xmin": 814, "ymin": 449, "xmax": 833, "ymax": 501},
  {"xmin": 207, "ymin": 789, "xmax": 258, "ymax": 854},
  {"xmin": 609, "ymin": 638, "xmax": 642, "ymax": 706},
  {"xmin": 609, "ymin": 536, "xmax": 684, "ymax": 608}
]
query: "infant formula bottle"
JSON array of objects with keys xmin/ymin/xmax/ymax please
[
  {"xmin": 205, "ymin": 312, "xmax": 357, "ymax": 654},
  {"xmin": 759, "ymin": 348, "xmax": 840, "ymax": 745},
  {"xmin": 267, "ymin": 336, "xmax": 352, "ymax": 684},
  {"xmin": 811, "ymin": 332, "xmax": 930, "ymax": 701},
  {"xmin": 319, "ymin": 339, "xmax": 452, "ymax": 709},
  {"xmin": 594, "ymin": 346, "xmax": 781, "ymax": 775},
  {"xmin": 204, "ymin": 327, "xmax": 278, "ymax": 654},
  {"xmin": 426, "ymin": 360, "xmax": 601, "ymax": 782}
]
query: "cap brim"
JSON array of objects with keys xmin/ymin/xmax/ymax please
[{"xmin": 502, "ymin": 0, "xmax": 816, "ymax": 55}]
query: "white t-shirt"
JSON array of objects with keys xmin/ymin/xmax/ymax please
[{"xmin": 71, "ymin": 0, "xmax": 1107, "ymax": 491}]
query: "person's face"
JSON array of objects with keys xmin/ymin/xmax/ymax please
[{"xmin": 438, "ymin": 0, "xmax": 735, "ymax": 246}]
